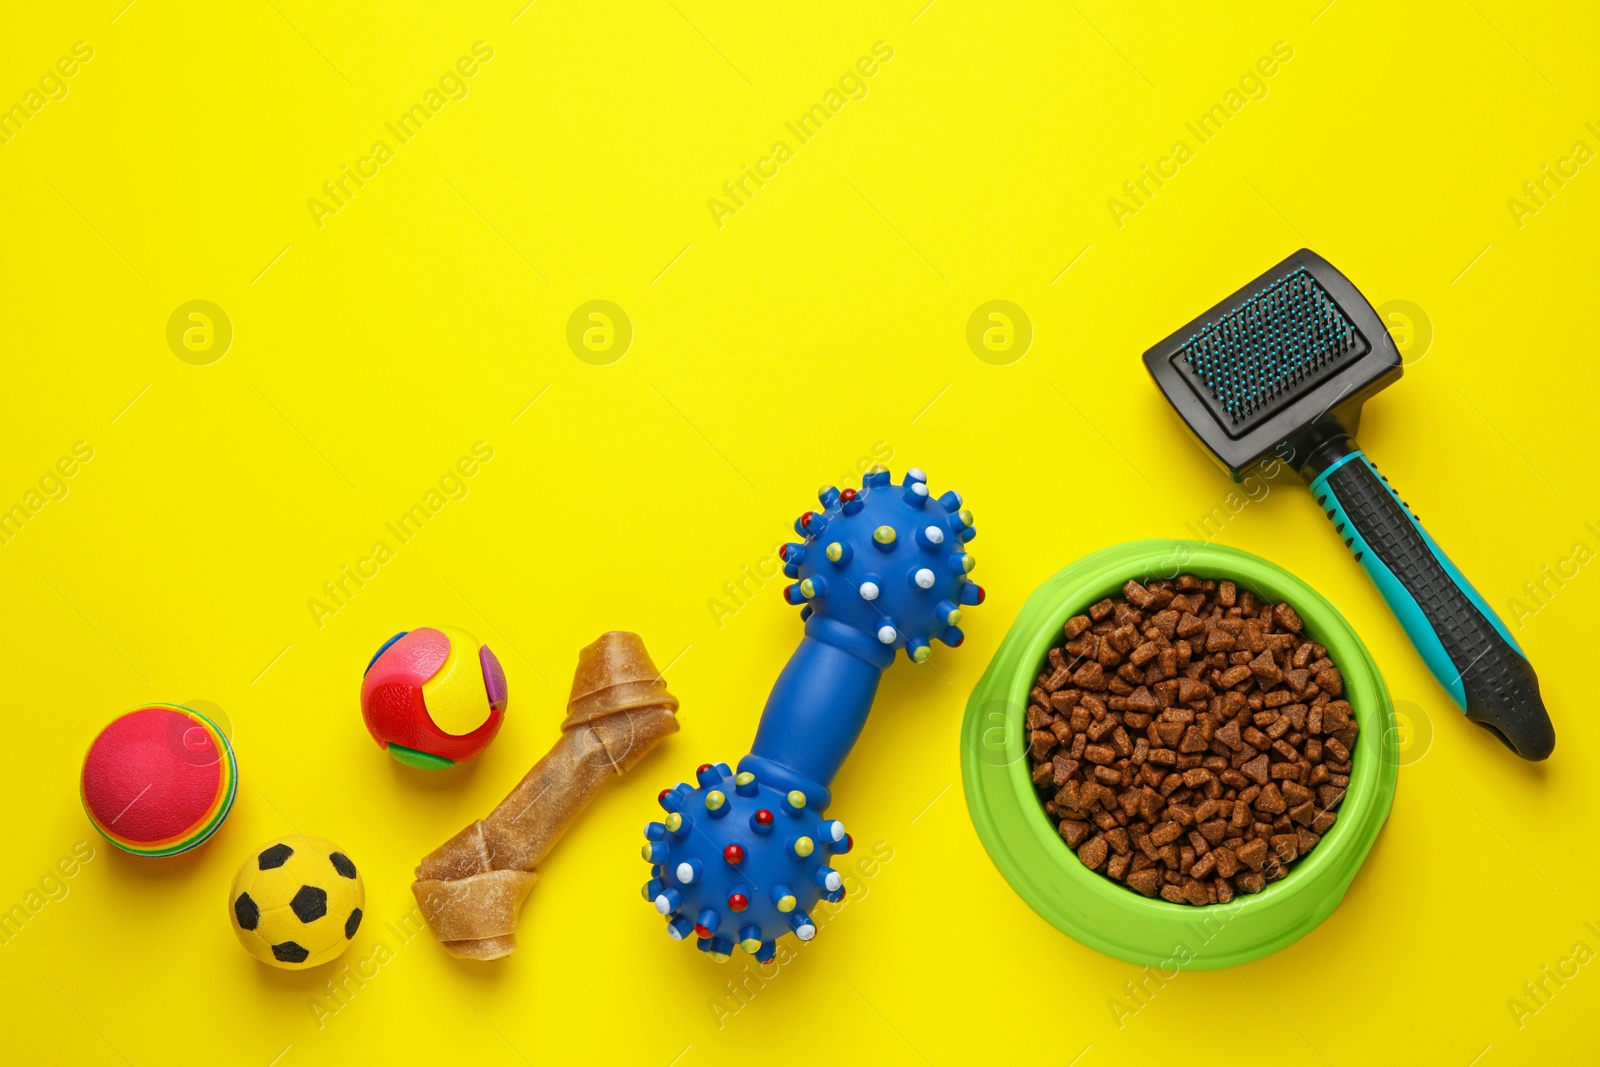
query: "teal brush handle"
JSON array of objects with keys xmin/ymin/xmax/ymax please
[{"xmin": 1308, "ymin": 450, "xmax": 1554, "ymax": 760}]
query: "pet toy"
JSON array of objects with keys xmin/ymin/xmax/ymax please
[
  {"xmin": 80, "ymin": 703, "xmax": 237, "ymax": 857},
  {"xmin": 413, "ymin": 632, "xmax": 680, "ymax": 959},
  {"xmin": 361, "ymin": 625, "xmax": 508, "ymax": 768},
  {"xmin": 1143, "ymin": 248, "xmax": 1554, "ymax": 760},
  {"xmin": 642, "ymin": 466, "xmax": 983, "ymax": 963},
  {"xmin": 230, "ymin": 834, "xmax": 364, "ymax": 968}
]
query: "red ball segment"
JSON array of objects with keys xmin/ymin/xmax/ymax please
[
  {"xmin": 723, "ymin": 844, "xmax": 745, "ymax": 865},
  {"xmin": 754, "ymin": 809, "xmax": 774, "ymax": 826},
  {"xmin": 728, "ymin": 893, "xmax": 749, "ymax": 913}
]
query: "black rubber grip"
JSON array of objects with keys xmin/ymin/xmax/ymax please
[{"xmin": 1322, "ymin": 457, "xmax": 1555, "ymax": 760}]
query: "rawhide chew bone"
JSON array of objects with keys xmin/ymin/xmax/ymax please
[
  {"xmin": 413, "ymin": 631, "xmax": 679, "ymax": 959},
  {"xmin": 642, "ymin": 466, "xmax": 983, "ymax": 963}
]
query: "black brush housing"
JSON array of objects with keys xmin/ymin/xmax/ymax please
[{"xmin": 1143, "ymin": 248, "xmax": 1401, "ymax": 479}]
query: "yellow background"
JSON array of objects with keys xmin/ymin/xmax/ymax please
[{"xmin": 2, "ymin": 1, "xmax": 1596, "ymax": 1064}]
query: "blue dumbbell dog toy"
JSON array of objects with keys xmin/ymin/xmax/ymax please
[{"xmin": 641, "ymin": 466, "xmax": 984, "ymax": 963}]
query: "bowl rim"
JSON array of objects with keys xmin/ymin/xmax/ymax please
[{"xmin": 961, "ymin": 539, "xmax": 1398, "ymax": 969}]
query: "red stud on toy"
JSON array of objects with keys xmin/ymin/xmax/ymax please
[
  {"xmin": 723, "ymin": 844, "xmax": 745, "ymax": 865},
  {"xmin": 728, "ymin": 893, "xmax": 749, "ymax": 913}
]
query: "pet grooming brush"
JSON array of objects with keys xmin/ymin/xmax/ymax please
[{"xmin": 1143, "ymin": 248, "xmax": 1554, "ymax": 760}]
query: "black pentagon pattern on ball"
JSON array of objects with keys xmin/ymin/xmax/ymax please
[
  {"xmin": 258, "ymin": 843, "xmax": 294, "ymax": 870},
  {"xmin": 234, "ymin": 892, "xmax": 260, "ymax": 931},
  {"xmin": 271, "ymin": 941, "xmax": 310, "ymax": 964},
  {"xmin": 329, "ymin": 852, "xmax": 357, "ymax": 879},
  {"xmin": 344, "ymin": 908, "xmax": 363, "ymax": 939},
  {"xmin": 290, "ymin": 885, "xmax": 328, "ymax": 923}
]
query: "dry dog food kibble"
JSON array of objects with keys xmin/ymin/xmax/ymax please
[{"xmin": 1025, "ymin": 575, "xmax": 1357, "ymax": 906}]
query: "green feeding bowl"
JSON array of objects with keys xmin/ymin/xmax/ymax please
[{"xmin": 962, "ymin": 540, "xmax": 1398, "ymax": 969}]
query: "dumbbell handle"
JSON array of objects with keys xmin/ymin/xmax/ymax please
[{"xmin": 744, "ymin": 618, "xmax": 889, "ymax": 812}]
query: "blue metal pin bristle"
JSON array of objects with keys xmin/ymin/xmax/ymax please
[{"xmin": 1177, "ymin": 268, "xmax": 1360, "ymax": 424}]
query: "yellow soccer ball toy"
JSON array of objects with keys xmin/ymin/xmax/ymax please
[{"xmin": 229, "ymin": 835, "xmax": 364, "ymax": 969}]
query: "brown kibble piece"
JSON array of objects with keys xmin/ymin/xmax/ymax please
[
  {"xmin": 1241, "ymin": 754, "xmax": 1270, "ymax": 785},
  {"xmin": 1029, "ymin": 731, "xmax": 1056, "ymax": 760},
  {"xmin": 1123, "ymin": 579, "xmax": 1156, "ymax": 608},
  {"xmin": 1253, "ymin": 782, "xmax": 1287, "ymax": 814},
  {"xmin": 1218, "ymin": 665, "xmax": 1253, "ymax": 688},
  {"xmin": 1092, "ymin": 765, "xmax": 1123, "ymax": 786},
  {"xmin": 1322, "ymin": 701, "xmax": 1352, "ymax": 732},
  {"xmin": 1269, "ymin": 834, "xmax": 1299, "ymax": 863},
  {"xmin": 1084, "ymin": 743, "xmax": 1116, "ymax": 765},
  {"xmin": 1214, "ymin": 719, "xmax": 1243, "ymax": 751},
  {"xmin": 1073, "ymin": 662, "xmax": 1107, "ymax": 690},
  {"xmin": 1249, "ymin": 649, "xmax": 1283, "ymax": 684},
  {"xmin": 1127, "ymin": 868, "xmax": 1162, "ymax": 897}
]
